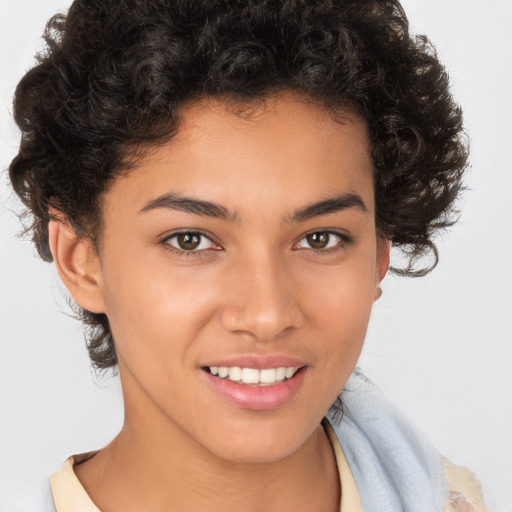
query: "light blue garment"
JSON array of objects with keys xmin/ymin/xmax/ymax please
[
  {"xmin": 30, "ymin": 370, "xmax": 448, "ymax": 512},
  {"xmin": 326, "ymin": 370, "xmax": 449, "ymax": 512}
]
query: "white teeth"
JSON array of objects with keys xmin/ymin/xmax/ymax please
[
  {"xmin": 228, "ymin": 367, "xmax": 242, "ymax": 381},
  {"xmin": 276, "ymin": 367, "xmax": 287, "ymax": 381},
  {"xmin": 259, "ymin": 368, "xmax": 276, "ymax": 384},
  {"xmin": 241, "ymin": 368, "xmax": 260, "ymax": 384},
  {"xmin": 208, "ymin": 366, "xmax": 300, "ymax": 385},
  {"xmin": 285, "ymin": 367, "xmax": 296, "ymax": 379}
]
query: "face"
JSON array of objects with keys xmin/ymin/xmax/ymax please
[{"xmin": 91, "ymin": 93, "xmax": 388, "ymax": 463}]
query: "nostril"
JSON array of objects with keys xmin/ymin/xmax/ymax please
[{"xmin": 219, "ymin": 301, "xmax": 303, "ymax": 342}]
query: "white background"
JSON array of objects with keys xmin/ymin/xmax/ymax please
[{"xmin": 1, "ymin": 0, "xmax": 511, "ymax": 510}]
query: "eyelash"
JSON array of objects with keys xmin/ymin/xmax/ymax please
[
  {"xmin": 294, "ymin": 230, "xmax": 353, "ymax": 255},
  {"xmin": 161, "ymin": 230, "xmax": 220, "ymax": 258},
  {"xmin": 160, "ymin": 229, "xmax": 352, "ymax": 257}
]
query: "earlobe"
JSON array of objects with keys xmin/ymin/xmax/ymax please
[
  {"xmin": 47, "ymin": 208, "xmax": 106, "ymax": 313},
  {"xmin": 375, "ymin": 238, "xmax": 391, "ymax": 301}
]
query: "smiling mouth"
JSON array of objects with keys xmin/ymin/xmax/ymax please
[{"xmin": 202, "ymin": 366, "xmax": 303, "ymax": 386}]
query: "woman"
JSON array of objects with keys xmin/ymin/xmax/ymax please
[{"xmin": 3, "ymin": 0, "xmax": 499, "ymax": 510}]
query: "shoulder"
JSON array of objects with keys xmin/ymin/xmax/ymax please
[
  {"xmin": 443, "ymin": 457, "xmax": 488, "ymax": 512},
  {"xmin": 328, "ymin": 370, "xmax": 489, "ymax": 512}
]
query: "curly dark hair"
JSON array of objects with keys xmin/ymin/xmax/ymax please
[{"xmin": 9, "ymin": 0, "xmax": 468, "ymax": 372}]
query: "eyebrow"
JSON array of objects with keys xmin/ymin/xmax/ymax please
[
  {"xmin": 139, "ymin": 193, "xmax": 239, "ymax": 221},
  {"xmin": 139, "ymin": 192, "xmax": 367, "ymax": 222},
  {"xmin": 289, "ymin": 193, "xmax": 368, "ymax": 222}
]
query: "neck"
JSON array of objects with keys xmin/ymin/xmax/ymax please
[
  {"xmin": 74, "ymin": 369, "xmax": 340, "ymax": 512},
  {"xmin": 76, "ymin": 423, "xmax": 340, "ymax": 512}
]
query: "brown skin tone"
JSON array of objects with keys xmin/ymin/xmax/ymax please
[{"xmin": 49, "ymin": 93, "xmax": 389, "ymax": 512}]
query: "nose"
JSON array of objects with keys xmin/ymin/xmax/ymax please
[{"xmin": 219, "ymin": 253, "xmax": 304, "ymax": 342}]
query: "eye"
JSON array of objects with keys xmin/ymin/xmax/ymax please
[
  {"xmin": 164, "ymin": 231, "xmax": 217, "ymax": 252},
  {"xmin": 295, "ymin": 231, "xmax": 349, "ymax": 251}
]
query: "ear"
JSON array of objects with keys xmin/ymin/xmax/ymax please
[
  {"xmin": 374, "ymin": 238, "xmax": 391, "ymax": 301},
  {"xmin": 48, "ymin": 208, "xmax": 106, "ymax": 313}
]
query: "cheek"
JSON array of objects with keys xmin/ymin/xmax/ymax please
[
  {"xmin": 299, "ymin": 250, "xmax": 377, "ymax": 363},
  {"xmin": 100, "ymin": 252, "xmax": 218, "ymax": 369},
  {"xmin": 302, "ymin": 249, "xmax": 376, "ymax": 320}
]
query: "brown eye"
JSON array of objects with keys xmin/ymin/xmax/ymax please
[
  {"xmin": 177, "ymin": 233, "xmax": 200, "ymax": 250},
  {"xmin": 165, "ymin": 232, "xmax": 215, "ymax": 252},
  {"xmin": 306, "ymin": 232, "xmax": 330, "ymax": 249},
  {"xmin": 296, "ymin": 231, "xmax": 346, "ymax": 251}
]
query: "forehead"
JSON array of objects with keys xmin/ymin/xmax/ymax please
[
  {"xmin": 105, "ymin": 92, "xmax": 374, "ymax": 219},
  {"xmin": 173, "ymin": 93, "xmax": 371, "ymax": 168}
]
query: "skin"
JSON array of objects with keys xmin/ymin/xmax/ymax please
[{"xmin": 49, "ymin": 92, "xmax": 389, "ymax": 512}]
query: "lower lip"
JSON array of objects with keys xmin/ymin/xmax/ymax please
[{"xmin": 201, "ymin": 368, "xmax": 307, "ymax": 411}]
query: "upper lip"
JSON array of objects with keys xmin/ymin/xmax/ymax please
[{"xmin": 201, "ymin": 354, "xmax": 307, "ymax": 370}]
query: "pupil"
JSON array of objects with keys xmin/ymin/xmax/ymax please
[
  {"xmin": 307, "ymin": 232, "xmax": 329, "ymax": 249},
  {"xmin": 178, "ymin": 233, "xmax": 200, "ymax": 250}
]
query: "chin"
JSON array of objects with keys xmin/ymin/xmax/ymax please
[
  {"xmin": 213, "ymin": 441, "xmax": 301, "ymax": 465},
  {"xmin": 197, "ymin": 416, "xmax": 314, "ymax": 465}
]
